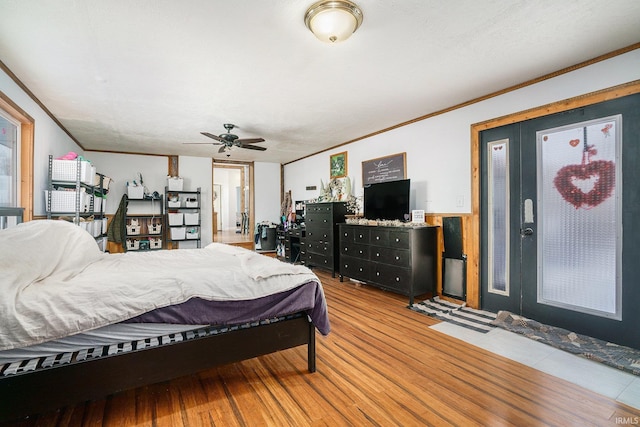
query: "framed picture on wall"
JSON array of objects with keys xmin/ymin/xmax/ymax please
[
  {"xmin": 362, "ymin": 152, "xmax": 406, "ymax": 184},
  {"xmin": 330, "ymin": 151, "xmax": 348, "ymax": 178}
]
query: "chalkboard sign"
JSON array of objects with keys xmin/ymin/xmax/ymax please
[{"xmin": 362, "ymin": 152, "xmax": 406, "ymax": 184}]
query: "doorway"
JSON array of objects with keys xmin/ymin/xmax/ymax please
[
  {"xmin": 479, "ymin": 93, "xmax": 640, "ymax": 348},
  {"xmin": 212, "ymin": 161, "xmax": 254, "ymax": 249}
]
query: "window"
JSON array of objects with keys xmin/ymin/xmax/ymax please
[{"xmin": 0, "ymin": 109, "xmax": 19, "ymax": 206}]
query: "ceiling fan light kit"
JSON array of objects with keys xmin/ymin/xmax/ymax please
[
  {"xmin": 304, "ymin": 0, "xmax": 363, "ymax": 43},
  {"xmin": 185, "ymin": 123, "xmax": 266, "ymax": 156}
]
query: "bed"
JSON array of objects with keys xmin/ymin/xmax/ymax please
[{"xmin": 0, "ymin": 220, "xmax": 330, "ymax": 422}]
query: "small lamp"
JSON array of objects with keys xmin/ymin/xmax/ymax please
[{"xmin": 304, "ymin": 0, "xmax": 363, "ymax": 43}]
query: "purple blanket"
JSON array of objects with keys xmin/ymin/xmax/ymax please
[{"xmin": 123, "ymin": 280, "xmax": 330, "ymax": 336}]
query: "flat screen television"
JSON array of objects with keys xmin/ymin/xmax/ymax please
[{"xmin": 363, "ymin": 179, "xmax": 410, "ymax": 221}]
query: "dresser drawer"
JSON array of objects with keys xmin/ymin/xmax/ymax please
[
  {"xmin": 388, "ymin": 230, "xmax": 410, "ymax": 248},
  {"xmin": 370, "ymin": 228, "xmax": 389, "ymax": 246},
  {"xmin": 370, "ymin": 247, "xmax": 410, "ymax": 266},
  {"xmin": 371, "ymin": 265, "xmax": 412, "ymax": 293},
  {"xmin": 340, "ymin": 255, "xmax": 370, "ymax": 279},
  {"xmin": 306, "ymin": 252, "xmax": 333, "ymax": 268},
  {"xmin": 340, "ymin": 242, "xmax": 370, "ymax": 258},
  {"xmin": 305, "ymin": 228, "xmax": 332, "ymax": 243},
  {"xmin": 306, "ymin": 241, "xmax": 331, "ymax": 255}
]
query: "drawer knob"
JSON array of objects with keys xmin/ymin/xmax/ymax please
[
  {"xmin": 376, "ymin": 272, "xmax": 380, "ymax": 276},
  {"xmin": 359, "ymin": 268, "xmax": 363, "ymax": 272},
  {"xmin": 395, "ymin": 256, "xmax": 400, "ymax": 260},
  {"xmin": 376, "ymin": 253, "xmax": 380, "ymax": 257},
  {"xmin": 376, "ymin": 236, "xmax": 380, "ymax": 240},
  {"xmin": 396, "ymin": 277, "xmax": 400, "ymax": 282},
  {"xmin": 395, "ymin": 238, "xmax": 400, "ymax": 242},
  {"xmin": 359, "ymin": 234, "xmax": 363, "ymax": 238},
  {"xmin": 359, "ymin": 250, "xmax": 363, "ymax": 254},
  {"xmin": 345, "ymin": 264, "xmax": 348, "ymax": 268}
]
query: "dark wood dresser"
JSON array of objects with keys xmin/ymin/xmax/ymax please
[
  {"xmin": 338, "ymin": 223, "xmax": 438, "ymax": 305},
  {"xmin": 302, "ymin": 202, "xmax": 347, "ymax": 276}
]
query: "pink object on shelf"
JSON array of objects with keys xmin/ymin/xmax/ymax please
[{"xmin": 57, "ymin": 151, "xmax": 78, "ymax": 160}]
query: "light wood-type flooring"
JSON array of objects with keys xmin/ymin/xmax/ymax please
[{"xmin": 7, "ymin": 269, "xmax": 640, "ymax": 426}]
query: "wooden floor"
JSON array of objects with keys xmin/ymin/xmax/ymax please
[{"xmin": 8, "ymin": 270, "xmax": 640, "ymax": 426}]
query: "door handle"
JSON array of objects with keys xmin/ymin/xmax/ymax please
[{"xmin": 521, "ymin": 227, "xmax": 534, "ymax": 236}]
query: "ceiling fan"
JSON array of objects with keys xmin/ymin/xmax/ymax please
[{"xmin": 185, "ymin": 123, "xmax": 266, "ymax": 153}]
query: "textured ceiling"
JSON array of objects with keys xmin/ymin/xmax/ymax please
[{"xmin": 1, "ymin": 0, "xmax": 639, "ymax": 163}]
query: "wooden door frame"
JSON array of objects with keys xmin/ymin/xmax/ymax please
[
  {"xmin": 0, "ymin": 91, "xmax": 34, "ymax": 222},
  {"xmin": 467, "ymin": 80, "xmax": 640, "ymax": 309},
  {"xmin": 212, "ymin": 160, "xmax": 255, "ymax": 242}
]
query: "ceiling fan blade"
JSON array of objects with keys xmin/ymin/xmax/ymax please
[
  {"xmin": 235, "ymin": 138, "xmax": 265, "ymax": 144},
  {"xmin": 240, "ymin": 144, "xmax": 267, "ymax": 151},
  {"xmin": 218, "ymin": 145, "xmax": 227, "ymax": 153},
  {"xmin": 183, "ymin": 142, "xmax": 222, "ymax": 145},
  {"xmin": 201, "ymin": 132, "xmax": 227, "ymax": 143}
]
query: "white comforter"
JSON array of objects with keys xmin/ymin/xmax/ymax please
[{"xmin": 0, "ymin": 220, "xmax": 318, "ymax": 351}]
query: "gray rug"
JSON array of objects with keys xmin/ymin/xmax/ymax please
[
  {"xmin": 492, "ymin": 311, "xmax": 640, "ymax": 376},
  {"xmin": 410, "ymin": 297, "xmax": 497, "ymax": 333}
]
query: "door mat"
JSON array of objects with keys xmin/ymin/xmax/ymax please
[
  {"xmin": 492, "ymin": 311, "xmax": 640, "ymax": 376},
  {"xmin": 409, "ymin": 296, "xmax": 497, "ymax": 333}
]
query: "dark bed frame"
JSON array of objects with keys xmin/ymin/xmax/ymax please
[{"xmin": 0, "ymin": 314, "xmax": 316, "ymax": 423}]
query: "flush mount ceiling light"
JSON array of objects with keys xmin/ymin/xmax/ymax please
[{"xmin": 304, "ymin": 0, "xmax": 363, "ymax": 43}]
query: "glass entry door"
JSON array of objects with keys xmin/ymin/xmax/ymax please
[{"xmin": 480, "ymin": 93, "xmax": 640, "ymax": 348}]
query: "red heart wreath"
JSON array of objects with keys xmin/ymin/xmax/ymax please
[{"xmin": 553, "ymin": 160, "xmax": 615, "ymax": 209}]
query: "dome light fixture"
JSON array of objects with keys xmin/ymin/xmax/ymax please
[{"xmin": 304, "ymin": 0, "xmax": 363, "ymax": 43}]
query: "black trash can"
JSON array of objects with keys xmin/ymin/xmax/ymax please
[{"xmin": 260, "ymin": 226, "xmax": 277, "ymax": 251}]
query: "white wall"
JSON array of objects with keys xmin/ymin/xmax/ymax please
[
  {"xmin": 254, "ymin": 162, "xmax": 281, "ymax": 224},
  {"xmin": 178, "ymin": 156, "xmax": 212, "ymax": 247},
  {"xmin": 0, "ymin": 69, "xmax": 81, "ymax": 214},
  {"xmin": 86, "ymin": 152, "xmax": 168, "ymax": 215},
  {"xmin": 284, "ymin": 50, "xmax": 640, "ymax": 214}
]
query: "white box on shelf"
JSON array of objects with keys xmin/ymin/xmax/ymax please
[
  {"xmin": 93, "ymin": 195, "xmax": 103, "ymax": 213},
  {"xmin": 168, "ymin": 213, "xmax": 183, "ymax": 225},
  {"xmin": 51, "ymin": 159, "xmax": 93, "ymax": 184},
  {"xmin": 167, "ymin": 177, "xmax": 184, "ymax": 191},
  {"xmin": 167, "ymin": 200, "xmax": 181, "ymax": 208},
  {"xmin": 186, "ymin": 228, "xmax": 200, "ymax": 239},
  {"xmin": 45, "ymin": 190, "xmax": 88, "ymax": 213},
  {"xmin": 185, "ymin": 198, "xmax": 198, "ymax": 208},
  {"xmin": 171, "ymin": 227, "xmax": 186, "ymax": 240},
  {"xmin": 102, "ymin": 217, "xmax": 108, "ymax": 234},
  {"xmin": 184, "ymin": 213, "xmax": 199, "ymax": 225},
  {"xmin": 92, "ymin": 219, "xmax": 102, "ymax": 237},
  {"xmin": 96, "ymin": 237, "xmax": 107, "ymax": 252},
  {"xmin": 127, "ymin": 185, "xmax": 144, "ymax": 199}
]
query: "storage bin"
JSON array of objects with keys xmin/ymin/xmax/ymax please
[
  {"xmin": 45, "ymin": 190, "xmax": 89, "ymax": 213},
  {"xmin": 126, "ymin": 224, "xmax": 141, "ymax": 235},
  {"xmin": 148, "ymin": 222, "xmax": 162, "ymax": 234},
  {"xmin": 139, "ymin": 239, "xmax": 150, "ymax": 251},
  {"xmin": 168, "ymin": 213, "xmax": 183, "ymax": 226},
  {"xmin": 51, "ymin": 159, "xmax": 93, "ymax": 184},
  {"xmin": 96, "ymin": 237, "xmax": 107, "ymax": 252},
  {"xmin": 92, "ymin": 219, "xmax": 102, "ymax": 237},
  {"xmin": 186, "ymin": 228, "xmax": 200, "ymax": 239},
  {"xmin": 93, "ymin": 195, "xmax": 102, "ymax": 213},
  {"xmin": 149, "ymin": 238, "xmax": 162, "ymax": 249},
  {"xmin": 184, "ymin": 213, "xmax": 199, "ymax": 225},
  {"xmin": 170, "ymin": 227, "xmax": 186, "ymax": 240},
  {"xmin": 185, "ymin": 198, "xmax": 198, "ymax": 208},
  {"xmin": 167, "ymin": 177, "xmax": 184, "ymax": 191},
  {"xmin": 127, "ymin": 185, "xmax": 144, "ymax": 199},
  {"xmin": 167, "ymin": 200, "xmax": 181, "ymax": 208},
  {"xmin": 126, "ymin": 239, "xmax": 140, "ymax": 250},
  {"xmin": 102, "ymin": 217, "xmax": 108, "ymax": 234}
]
